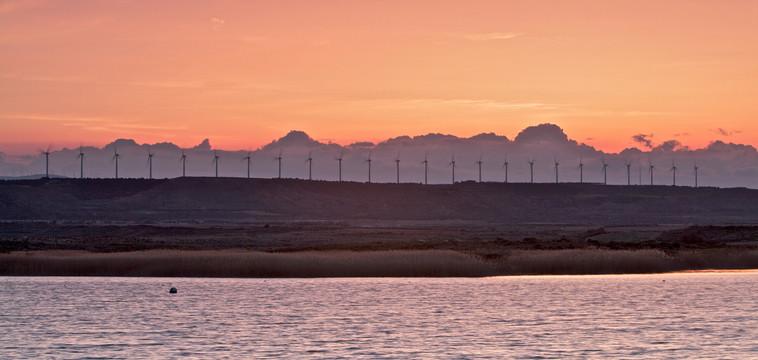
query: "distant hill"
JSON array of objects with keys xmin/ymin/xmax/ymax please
[{"xmin": 2, "ymin": 178, "xmax": 758, "ymax": 226}]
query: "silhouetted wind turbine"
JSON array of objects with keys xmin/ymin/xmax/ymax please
[
  {"xmin": 601, "ymin": 160, "xmax": 609, "ymax": 185},
  {"xmin": 670, "ymin": 160, "xmax": 677, "ymax": 186},
  {"xmin": 336, "ymin": 150, "xmax": 344, "ymax": 182},
  {"xmin": 41, "ymin": 145, "xmax": 53, "ymax": 178},
  {"xmin": 395, "ymin": 153, "xmax": 400, "ymax": 184},
  {"xmin": 503, "ymin": 156, "xmax": 509, "ymax": 184},
  {"xmin": 449, "ymin": 154, "xmax": 456, "ymax": 184},
  {"xmin": 528, "ymin": 158, "xmax": 535, "ymax": 183},
  {"xmin": 147, "ymin": 148, "xmax": 154, "ymax": 179},
  {"xmin": 422, "ymin": 153, "xmax": 429, "ymax": 185},
  {"xmin": 275, "ymin": 151, "xmax": 282, "ymax": 179},
  {"xmin": 694, "ymin": 161, "xmax": 699, "ymax": 188},
  {"xmin": 213, "ymin": 150, "xmax": 220, "ymax": 177},
  {"xmin": 306, "ymin": 151, "xmax": 313, "ymax": 180},
  {"xmin": 554, "ymin": 158, "xmax": 559, "ymax": 183},
  {"xmin": 77, "ymin": 146, "xmax": 85, "ymax": 179},
  {"xmin": 578, "ymin": 156, "xmax": 584, "ymax": 183},
  {"xmin": 366, "ymin": 152, "xmax": 372, "ymax": 183},
  {"xmin": 245, "ymin": 151, "xmax": 252, "ymax": 179},
  {"xmin": 180, "ymin": 149, "xmax": 187, "ymax": 177},
  {"xmin": 476, "ymin": 155, "xmax": 483, "ymax": 183},
  {"xmin": 648, "ymin": 161, "xmax": 655, "ymax": 185},
  {"xmin": 113, "ymin": 147, "xmax": 120, "ymax": 179},
  {"xmin": 625, "ymin": 160, "xmax": 631, "ymax": 186}
]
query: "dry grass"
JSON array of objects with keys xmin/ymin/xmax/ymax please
[
  {"xmin": 1, "ymin": 249, "xmax": 757, "ymax": 277},
  {"xmin": 497, "ymin": 249, "xmax": 758, "ymax": 275},
  {"xmin": 0, "ymin": 250, "xmax": 496, "ymax": 277}
]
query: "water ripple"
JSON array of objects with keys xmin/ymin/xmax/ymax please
[{"xmin": 1, "ymin": 273, "xmax": 757, "ymax": 358}]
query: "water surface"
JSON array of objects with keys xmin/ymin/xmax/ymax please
[{"xmin": 1, "ymin": 273, "xmax": 757, "ymax": 359}]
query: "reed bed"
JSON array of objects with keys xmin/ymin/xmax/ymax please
[
  {"xmin": 0, "ymin": 250, "xmax": 496, "ymax": 278},
  {"xmin": 1, "ymin": 249, "xmax": 757, "ymax": 277},
  {"xmin": 497, "ymin": 249, "xmax": 758, "ymax": 275}
]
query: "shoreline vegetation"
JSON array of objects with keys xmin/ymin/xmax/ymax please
[{"xmin": 2, "ymin": 249, "xmax": 758, "ymax": 277}]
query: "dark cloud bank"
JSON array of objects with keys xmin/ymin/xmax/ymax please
[{"xmin": 1, "ymin": 124, "xmax": 756, "ymax": 188}]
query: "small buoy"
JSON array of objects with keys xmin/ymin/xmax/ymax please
[{"xmin": 169, "ymin": 287, "xmax": 177, "ymax": 294}]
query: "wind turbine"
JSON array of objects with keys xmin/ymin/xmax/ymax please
[
  {"xmin": 113, "ymin": 147, "xmax": 120, "ymax": 179},
  {"xmin": 180, "ymin": 149, "xmax": 187, "ymax": 177},
  {"xmin": 554, "ymin": 158, "xmax": 559, "ymax": 183},
  {"xmin": 670, "ymin": 160, "xmax": 677, "ymax": 186},
  {"xmin": 694, "ymin": 161, "xmax": 699, "ymax": 188},
  {"xmin": 625, "ymin": 160, "xmax": 631, "ymax": 186},
  {"xmin": 245, "ymin": 151, "xmax": 252, "ymax": 179},
  {"xmin": 306, "ymin": 151, "xmax": 313, "ymax": 180},
  {"xmin": 366, "ymin": 152, "xmax": 372, "ymax": 183},
  {"xmin": 422, "ymin": 153, "xmax": 429, "ymax": 185},
  {"xmin": 77, "ymin": 146, "xmax": 85, "ymax": 179},
  {"xmin": 449, "ymin": 154, "xmax": 456, "ymax": 184},
  {"xmin": 336, "ymin": 150, "xmax": 344, "ymax": 182},
  {"xmin": 601, "ymin": 160, "xmax": 609, "ymax": 185},
  {"xmin": 275, "ymin": 151, "xmax": 282, "ymax": 179},
  {"xmin": 476, "ymin": 155, "xmax": 483, "ymax": 183},
  {"xmin": 40, "ymin": 145, "xmax": 53, "ymax": 178},
  {"xmin": 213, "ymin": 150, "xmax": 220, "ymax": 177},
  {"xmin": 578, "ymin": 156, "xmax": 584, "ymax": 183},
  {"xmin": 395, "ymin": 153, "xmax": 401, "ymax": 184},
  {"xmin": 503, "ymin": 156, "xmax": 509, "ymax": 184},
  {"xmin": 147, "ymin": 148, "xmax": 154, "ymax": 179},
  {"xmin": 528, "ymin": 158, "xmax": 535, "ymax": 183},
  {"xmin": 648, "ymin": 161, "xmax": 655, "ymax": 185}
]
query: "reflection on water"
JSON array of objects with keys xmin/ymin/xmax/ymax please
[{"xmin": 1, "ymin": 273, "xmax": 757, "ymax": 359}]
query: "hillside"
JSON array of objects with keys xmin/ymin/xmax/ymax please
[{"xmin": 2, "ymin": 177, "xmax": 758, "ymax": 226}]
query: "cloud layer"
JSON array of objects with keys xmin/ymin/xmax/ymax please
[{"xmin": 1, "ymin": 124, "xmax": 756, "ymax": 188}]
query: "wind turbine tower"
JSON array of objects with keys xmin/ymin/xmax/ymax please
[
  {"xmin": 528, "ymin": 159, "xmax": 535, "ymax": 183},
  {"xmin": 449, "ymin": 154, "xmax": 456, "ymax": 184},
  {"xmin": 77, "ymin": 146, "xmax": 85, "ymax": 179},
  {"xmin": 245, "ymin": 152, "xmax": 252, "ymax": 179},
  {"xmin": 671, "ymin": 160, "xmax": 677, "ymax": 186},
  {"xmin": 275, "ymin": 151, "xmax": 282, "ymax": 179},
  {"xmin": 113, "ymin": 148, "xmax": 120, "ymax": 179},
  {"xmin": 423, "ymin": 153, "xmax": 429, "ymax": 185},
  {"xmin": 503, "ymin": 156, "xmax": 509, "ymax": 184},
  {"xmin": 476, "ymin": 156, "xmax": 483, "ymax": 183},
  {"xmin": 649, "ymin": 162, "xmax": 655, "ymax": 185},
  {"xmin": 625, "ymin": 161, "xmax": 631, "ymax": 186},
  {"xmin": 395, "ymin": 153, "xmax": 400, "ymax": 184},
  {"xmin": 579, "ymin": 156, "xmax": 584, "ymax": 183},
  {"xmin": 181, "ymin": 150, "xmax": 187, "ymax": 177},
  {"xmin": 601, "ymin": 160, "xmax": 609, "ymax": 185},
  {"xmin": 366, "ymin": 153, "xmax": 372, "ymax": 183},
  {"xmin": 694, "ymin": 161, "xmax": 699, "ymax": 188},
  {"xmin": 554, "ymin": 159, "xmax": 559, "ymax": 183},
  {"xmin": 307, "ymin": 151, "xmax": 313, "ymax": 180},
  {"xmin": 337, "ymin": 151, "xmax": 344, "ymax": 182},
  {"xmin": 213, "ymin": 151, "xmax": 220, "ymax": 178},
  {"xmin": 147, "ymin": 149, "xmax": 154, "ymax": 179},
  {"xmin": 42, "ymin": 145, "xmax": 53, "ymax": 178}
]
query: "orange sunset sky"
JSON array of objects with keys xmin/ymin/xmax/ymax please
[{"xmin": 1, "ymin": 0, "xmax": 757, "ymax": 155}]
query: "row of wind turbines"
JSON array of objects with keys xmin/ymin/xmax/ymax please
[{"xmin": 43, "ymin": 146, "xmax": 701, "ymax": 186}]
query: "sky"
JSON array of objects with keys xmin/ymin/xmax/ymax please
[{"xmin": 1, "ymin": 0, "xmax": 757, "ymax": 155}]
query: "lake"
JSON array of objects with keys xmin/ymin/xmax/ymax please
[{"xmin": 1, "ymin": 273, "xmax": 757, "ymax": 359}]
